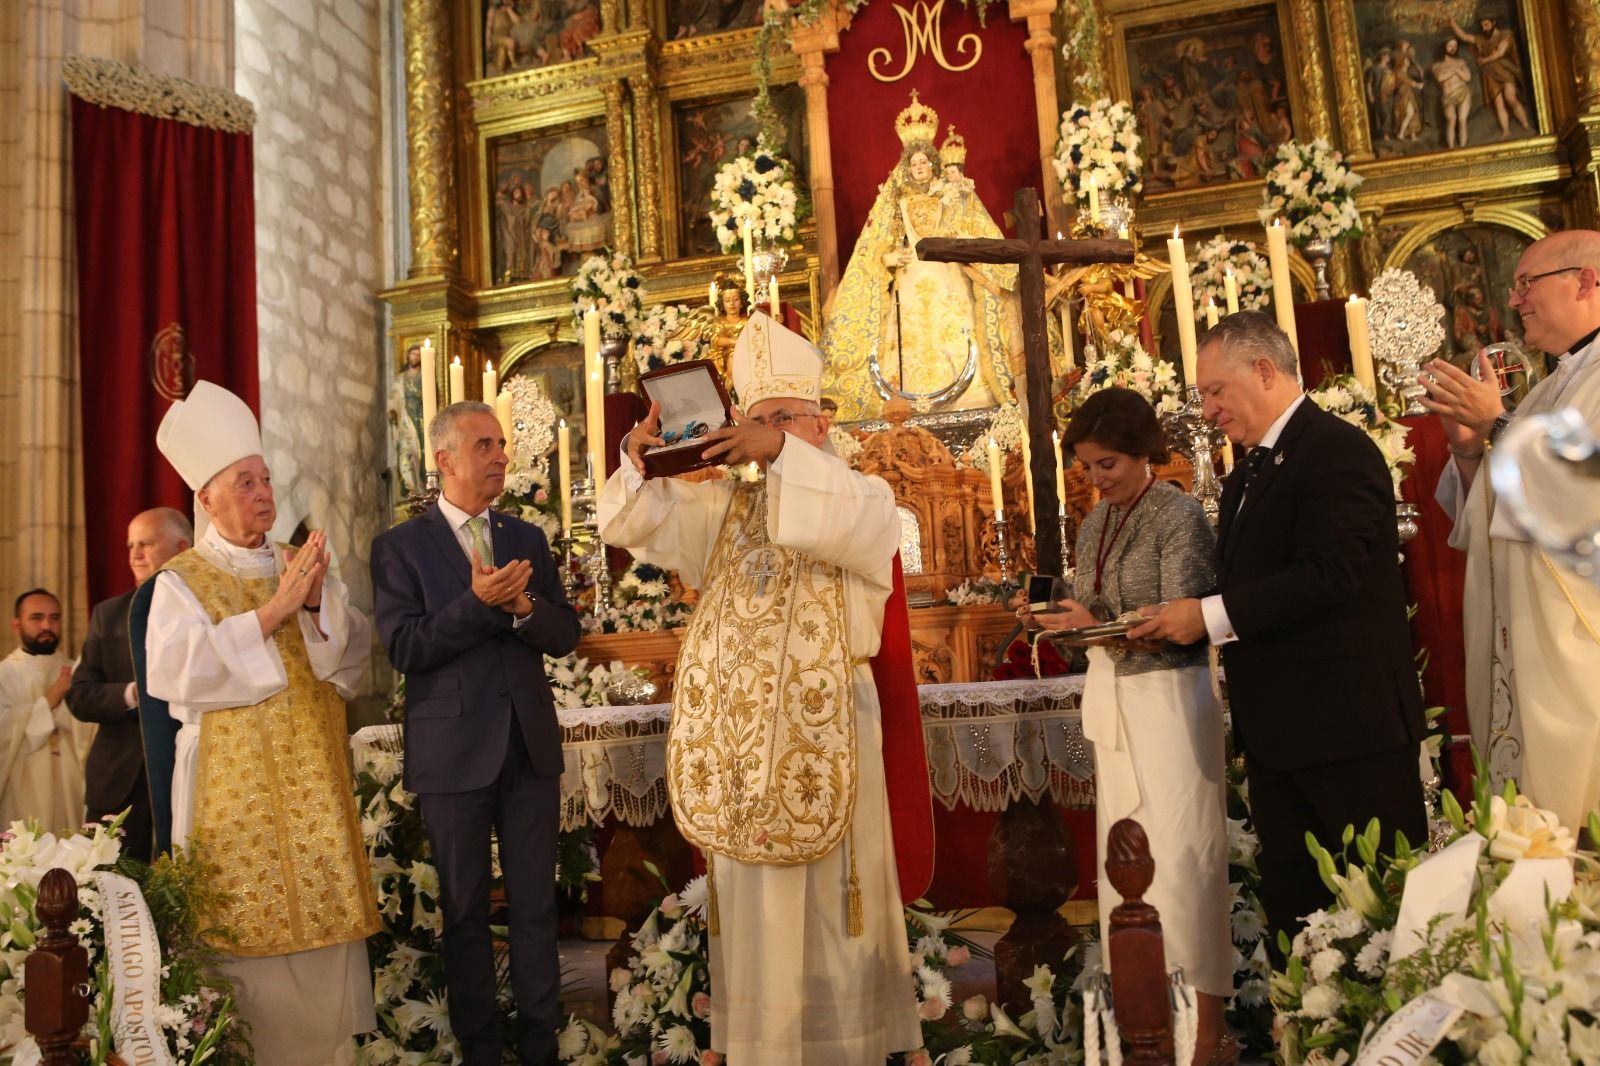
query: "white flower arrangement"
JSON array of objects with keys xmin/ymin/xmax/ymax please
[
  {"xmin": 572, "ymin": 252, "xmax": 646, "ymax": 343},
  {"xmin": 944, "ymin": 577, "xmax": 1011, "ymax": 607},
  {"xmin": 633, "ymin": 303, "xmax": 711, "ymax": 375},
  {"xmin": 707, "ymin": 138, "xmax": 803, "ymax": 252},
  {"xmin": 1257, "ymin": 138, "xmax": 1364, "ymax": 246},
  {"xmin": 827, "ymin": 424, "xmax": 863, "ymax": 463},
  {"xmin": 957, "ymin": 404, "xmax": 1026, "ymax": 472},
  {"xmin": 1273, "ymin": 763, "xmax": 1600, "ymax": 1065},
  {"xmin": 0, "ymin": 819, "xmax": 244, "ymax": 1066},
  {"xmin": 1189, "ymin": 237, "xmax": 1272, "ymax": 318},
  {"xmin": 1308, "ymin": 372, "xmax": 1415, "ymax": 497},
  {"xmin": 1053, "ymin": 98, "xmax": 1142, "ymax": 205},
  {"xmin": 582, "ymin": 561, "xmax": 693, "ymax": 637},
  {"xmin": 1072, "ymin": 330, "xmax": 1183, "ymax": 416},
  {"xmin": 497, "ymin": 463, "xmax": 563, "ymax": 548}
]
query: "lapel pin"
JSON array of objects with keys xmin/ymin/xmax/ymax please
[{"xmin": 1274, "ymin": 453, "xmax": 1285, "ymax": 465}]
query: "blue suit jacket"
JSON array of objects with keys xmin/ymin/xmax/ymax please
[{"xmin": 370, "ymin": 504, "xmax": 581, "ymax": 794}]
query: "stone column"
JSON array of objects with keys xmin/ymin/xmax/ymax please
[
  {"xmin": 790, "ymin": 3, "xmax": 849, "ymax": 299},
  {"xmin": 602, "ymin": 81, "xmax": 634, "ymax": 258},
  {"xmin": 1010, "ymin": 0, "xmax": 1064, "ymax": 236},
  {"xmin": 630, "ymin": 69, "xmax": 663, "ymax": 262},
  {"xmin": 402, "ymin": 0, "xmax": 458, "ymax": 279}
]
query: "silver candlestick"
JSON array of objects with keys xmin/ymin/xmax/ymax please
[
  {"xmin": 1058, "ymin": 505, "xmax": 1071, "ymax": 570},
  {"xmin": 405, "ymin": 470, "xmax": 441, "ymax": 518},
  {"xmin": 1164, "ymin": 385, "xmax": 1226, "ymax": 526},
  {"xmin": 993, "ymin": 513, "xmax": 1012, "ymax": 584},
  {"xmin": 569, "ymin": 475, "xmax": 614, "ymax": 613}
]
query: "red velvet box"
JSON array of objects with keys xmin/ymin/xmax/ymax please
[{"xmin": 637, "ymin": 359, "xmax": 735, "ymax": 479}]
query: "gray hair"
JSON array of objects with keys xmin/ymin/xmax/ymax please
[
  {"xmin": 142, "ymin": 506, "xmax": 194, "ymax": 544},
  {"xmin": 1198, "ymin": 309, "xmax": 1298, "ymax": 377},
  {"xmin": 429, "ymin": 401, "xmax": 496, "ymax": 456}
]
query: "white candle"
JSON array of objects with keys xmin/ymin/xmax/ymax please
[
  {"xmin": 1205, "ymin": 297, "xmax": 1220, "ymax": 329},
  {"xmin": 1224, "ymin": 268, "xmax": 1240, "ymax": 315},
  {"xmin": 495, "ymin": 388, "xmax": 514, "ymax": 452},
  {"xmin": 1053, "ymin": 429, "xmax": 1066, "ymax": 504},
  {"xmin": 1019, "ymin": 424, "xmax": 1036, "ymax": 528},
  {"xmin": 708, "ymin": 280, "xmax": 718, "ymax": 311},
  {"xmin": 1221, "ymin": 439, "xmax": 1235, "ymax": 473},
  {"xmin": 1059, "ymin": 298, "xmax": 1076, "ymax": 367},
  {"xmin": 587, "ymin": 367, "xmax": 606, "ymax": 486},
  {"xmin": 1266, "ymin": 219, "xmax": 1300, "ymax": 354},
  {"xmin": 741, "ymin": 218, "xmax": 755, "ymax": 302},
  {"xmin": 1086, "ymin": 174, "xmax": 1100, "ymax": 222},
  {"xmin": 557, "ymin": 419, "xmax": 572, "ymax": 535},
  {"xmin": 1345, "ymin": 295, "xmax": 1377, "ymax": 393},
  {"xmin": 583, "ymin": 307, "xmax": 601, "ymax": 365},
  {"xmin": 420, "ymin": 338, "xmax": 438, "ymax": 472},
  {"xmin": 448, "ymin": 356, "xmax": 465, "ymax": 405},
  {"xmin": 1118, "ymin": 224, "xmax": 1129, "ymax": 240},
  {"xmin": 1167, "ymin": 228, "xmax": 1199, "ymax": 387},
  {"xmin": 986, "ymin": 436, "xmax": 1005, "ymax": 521},
  {"xmin": 768, "ymin": 275, "xmax": 780, "ymax": 314},
  {"xmin": 482, "ymin": 359, "xmax": 498, "ymax": 403}
]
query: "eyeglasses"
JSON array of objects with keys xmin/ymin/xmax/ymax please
[
  {"xmin": 1510, "ymin": 267, "xmax": 1581, "ymax": 297},
  {"xmin": 750, "ymin": 410, "xmax": 821, "ymax": 428}
]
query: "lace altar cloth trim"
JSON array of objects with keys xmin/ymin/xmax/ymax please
[
  {"xmin": 354, "ymin": 676, "xmax": 1096, "ymax": 830},
  {"xmin": 62, "ymin": 56, "xmax": 256, "ymax": 132}
]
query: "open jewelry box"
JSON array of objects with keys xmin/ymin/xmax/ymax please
[{"xmin": 637, "ymin": 359, "xmax": 735, "ymax": 478}]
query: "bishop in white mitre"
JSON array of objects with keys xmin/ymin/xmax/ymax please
[
  {"xmin": 145, "ymin": 382, "xmax": 378, "ymax": 1066},
  {"xmin": 0, "ymin": 589, "xmax": 94, "ymax": 831},
  {"xmin": 598, "ymin": 312, "xmax": 923, "ymax": 1064}
]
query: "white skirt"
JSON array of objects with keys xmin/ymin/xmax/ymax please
[{"xmin": 1084, "ymin": 650, "xmax": 1232, "ymax": 996}]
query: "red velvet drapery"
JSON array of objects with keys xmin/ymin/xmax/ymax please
[{"xmin": 70, "ymin": 97, "xmax": 260, "ymax": 605}]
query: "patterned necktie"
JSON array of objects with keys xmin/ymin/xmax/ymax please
[{"xmin": 465, "ymin": 516, "xmax": 490, "ymax": 567}]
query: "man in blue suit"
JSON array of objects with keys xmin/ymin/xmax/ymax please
[{"xmin": 371, "ymin": 401, "xmax": 581, "ymax": 1066}]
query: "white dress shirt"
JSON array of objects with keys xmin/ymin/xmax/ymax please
[{"xmin": 1201, "ymin": 393, "xmax": 1308, "ymax": 646}]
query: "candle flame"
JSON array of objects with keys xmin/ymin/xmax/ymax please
[
  {"xmin": 559, "ymin": 418, "xmax": 567, "ymax": 429},
  {"xmin": 421, "ymin": 337, "xmax": 432, "ymax": 349},
  {"xmin": 1052, "ymin": 429, "xmax": 1060, "ymax": 443},
  {"xmin": 1348, "ymin": 294, "xmax": 1360, "ymax": 303},
  {"xmin": 1224, "ymin": 267, "xmax": 1234, "ymax": 277},
  {"xmin": 486, "ymin": 359, "xmax": 494, "ymax": 372},
  {"xmin": 451, "ymin": 355, "xmax": 461, "ymax": 366},
  {"xmin": 1173, "ymin": 225, "xmax": 1181, "ymax": 238},
  {"xmin": 988, "ymin": 435, "xmax": 997, "ymax": 447},
  {"xmin": 1272, "ymin": 217, "xmax": 1283, "ymax": 228}
]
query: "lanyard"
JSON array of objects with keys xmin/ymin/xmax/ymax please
[{"xmin": 1093, "ymin": 475, "xmax": 1155, "ymax": 597}]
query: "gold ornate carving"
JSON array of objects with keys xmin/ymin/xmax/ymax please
[
  {"xmin": 603, "ymin": 81, "xmax": 634, "ymax": 257},
  {"xmin": 468, "ymin": 59, "xmax": 609, "ymax": 115},
  {"xmin": 1286, "ymin": 0, "xmax": 1333, "ymax": 142},
  {"xmin": 868, "ymin": 0, "xmax": 983, "ymax": 83},
  {"xmin": 403, "ymin": 0, "xmax": 458, "ymax": 278},
  {"xmin": 1357, "ymin": 206, "xmax": 1386, "ymax": 292},
  {"xmin": 61, "ymin": 56, "xmax": 255, "ymax": 132},
  {"xmin": 631, "ymin": 69, "xmax": 663, "ymax": 260},
  {"xmin": 1569, "ymin": 0, "xmax": 1600, "ymax": 112},
  {"xmin": 1325, "ymin": 0, "xmax": 1370, "ymax": 160},
  {"xmin": 912, "ymin": 634, "xmax": 956, "ymax": 684}
]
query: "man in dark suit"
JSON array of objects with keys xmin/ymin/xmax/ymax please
[
  {"xmin": 1132, "ymin": 310, "xmax": 1426, "ymax": 949},
  {"xmin": 371, "ymin": 401, "xmax": 581, "ymax": 1066},
  {"xmin": 67, "ymin": 507, "xmax": 192, "ymax": 861}
]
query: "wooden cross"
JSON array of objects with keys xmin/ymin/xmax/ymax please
[
  {"xmin": 745, "ymin": 549, "xmax": 781, "ymax": 597},
  {"xmin": 917, "ymin": 188, "xmax": 1135, "ymax": 575}
]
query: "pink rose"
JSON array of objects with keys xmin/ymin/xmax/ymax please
[
  {"xmin": 918, "ymin": 998, "xmax": 946, "ymax": 1021},
  {"xmin": 652, "ymin": 1052, "xmax": 670, "ymax": 1065},
  {"xmin": 692, "ymin": 992, "xmax": 712, "ymax": 1019},
  {"xmin": 699, "ymin": 1052, "xmax": 723, "ymax": 1066},
  {"xmin": 962, "ymin": 994, "xmax": 988, "ymax": 1022},
  {"xmin": 535, "ymin": 489, "xmax": 549, "ymax": 504},
  {"xmin": 609, "ymin": 967, "xmax": 632, "ymax": 992},
  {"xmin": 906, "ymin": 1051, "xmax": 934, "ymax": 1066},
  {"xmin": 946, "ymin": 945, "xmax": 971, "ymax": 968}
]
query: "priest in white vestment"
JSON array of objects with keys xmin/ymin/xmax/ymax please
[
  {"xmin": 0, "ymin": 589, "xmax": 93, "ymax": 830},
  {"xmin": 598, "ymin": 312, "xmax": 923, "ymax": 1065},
  {"xmin": 143, "ymin": 382, "xmax": 379, "ymax": 1066},
  {"xmin": 1425, "ymin": 229, "xmax": 1600, "ymax": 829}
]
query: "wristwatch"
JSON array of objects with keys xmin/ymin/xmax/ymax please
[{"xmin": 1487, "ymin": 412, "xmax": 1513, "ymax": 447}]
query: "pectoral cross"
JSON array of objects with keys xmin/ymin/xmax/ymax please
[
  {"xmin": 917, "ymin": 188, "xmax": 1135, "ymax": 573},
  {"xmin": 745, "ymin": 549, "xmax": 780, "ymax": 597}
]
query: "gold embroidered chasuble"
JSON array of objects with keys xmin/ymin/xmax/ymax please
[
  {"xmin": 668, "ymin": 483, "xmax": 858, "ymax": 864},
  {"xmin": 163, "ymin": 551, "xmax": 379, "ymax": 956}
]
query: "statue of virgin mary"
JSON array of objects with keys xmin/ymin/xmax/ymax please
[{"xmin": 821, "ymin": 91, "xmax": 1020, "ymax": 420}]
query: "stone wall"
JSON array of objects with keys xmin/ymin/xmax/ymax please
[{"xmin": 235, "ymin": 0, "xmax": 390, "ymax": 616}]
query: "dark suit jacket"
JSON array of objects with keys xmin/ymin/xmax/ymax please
[
  {"xmin": 66, "ymin": 589, "xmax": 146, "ymax": 810},
  {"xmin": 370, "ymin": 504, "xmax": 581, "ymax": 794},
  {"xmin": 1216, "ymin": 399, "xmax": 1425, "ymax": 771}
]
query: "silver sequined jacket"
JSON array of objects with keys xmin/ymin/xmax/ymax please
[{"xmin": 1068, "ymin": 479, "xmax": 1216, "ymax": 676}]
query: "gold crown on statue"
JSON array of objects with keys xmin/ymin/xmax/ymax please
[
  {"xmin": 894, "ymin": 89, "xmax": 940, "ymax": 147},
  {"xmin": 939, "ymin": 125, "xmax": 967, "ymax": 167}
]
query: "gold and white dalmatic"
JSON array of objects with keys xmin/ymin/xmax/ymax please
[
  {"xmin": 599, "ymin": 439, "xmax": 923, "ymax": 1065},
  {"xmin": 1436, "ymin": 333, "xmax": 1600, "ymax": 830}
]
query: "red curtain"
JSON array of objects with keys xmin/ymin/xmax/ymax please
[
  {"xmin": 70, "ymin": 97, "xmax": 260, "ymax": 605},
  {"xmin": 826, "ymin": 3, "xmax": 1038, "ymax": 261}
]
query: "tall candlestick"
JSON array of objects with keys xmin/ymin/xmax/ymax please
[
  {"xmin": 482, "ymin": 359, "xmax": 498, "ymax": 403},
  {"xmin": 1265, "ymin": 219, "xmax": 1300, "ymax": 354},
  {"xmin": 768, "ymin": 275, "xmax": 780, "ymax": 314},
  {"xmin": 1086, "ymin": 174, "xmax": 1100, "ymax": 222},
  {"xmin": 495, "ymin": 389, "xmax": 514, "ymax": 451},
  {"xmin": 1223, "ymin": 268, "xmax": 1240, "ymax": 315},
  {"xmin": 1167, "ymin": 228, "xmax": 1200, "ymax": 387},
  {"xmin": 1345, "ymin": 295, "xmax": 1377, "ymax": 393},
  {"xmin": 741, "ymin": 218, "xmax": 755, "ymax": 302},
  {"xmin": 1205, "ymin": 297, "xmax": 1220, "ymax": 329},
  {"xmin": 557, "ymin": 419, "xmax": 573, "ymax": 535},
  {"xmin": 1053, "ymin": 429, "xmax": 1067, "ymax": 503},
  {"xmin": 986, "ymin": 436, "xmax": 1005, "ymax": 520},
  {"xmin": 420, "ymin": 338, "xmax": 438, "ymax": 472},
  {"xmin": 449, "ymin": 356, "xmax": 465, "ymax": 405}
]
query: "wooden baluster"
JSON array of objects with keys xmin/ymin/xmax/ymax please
[
  {"xmin": 24, "ymin": 868, "xmax": 90, "ymax": 1065},
  {"xmin": 1105, "ymin": 818, "xmax": 1175, "ymax": 1065}
]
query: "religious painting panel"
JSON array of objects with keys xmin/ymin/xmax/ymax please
[
  {"xmin": 1118, "ymin": 4, "xmax": 1297, "ymax": 194},
  {"xmin": 480, "ymin": 0, "xmax": 603, "ymax": 78},
  {"xmin": 1350, "ymin": 0, "xmax": 1540, "ymax": 160},
  {"xmin": 387, "ymin": 338, "xmax": 429, "ymax": 506},
  {"xmin": 662, "ymin": 0, "xmax": 762, "ymax": 41},
  {"xmin": 1399, "ymin": 222, "xmax": 1544, "ymax": 394},
  {"xmin": 488, "ymin": 122, "xmax": 613, "ymax": 286},
  {"xmin": 672, "ymin": 87, "xmax": 808, "ymax": 258}
]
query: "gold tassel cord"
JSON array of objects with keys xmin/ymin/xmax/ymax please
[
  {"xmin": 846, "ymin": 832, "xmax": 864, "ymax": 938},
  {"xmin": 706, "ymin": 854, "xmax": 720, "ymax": 937}
]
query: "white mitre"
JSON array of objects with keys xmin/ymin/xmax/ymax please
[
  {"xmin": 730, "ymin": 310, "xmax": 823, "ymax": 408},
  {"xmin": 156, "ymin": 380, "xmax": 263, "ymax": 490}
]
